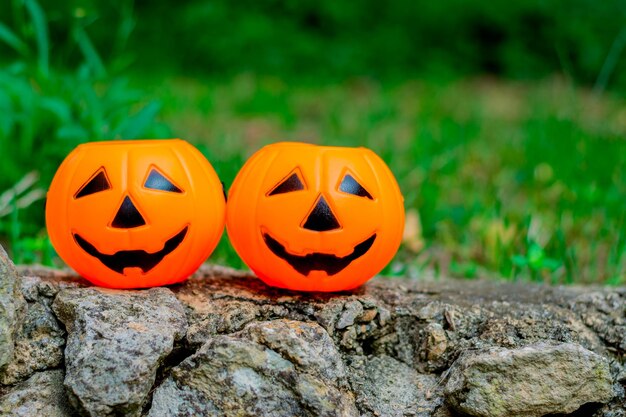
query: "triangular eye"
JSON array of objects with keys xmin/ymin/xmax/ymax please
[
  {"xmin": 268, "ymin": 171, "xmax": 305, "ymax": 196},
  {"xmin": 144, "ymin": 169, "xmax": 182, "ymax": 193},
  {"xmin": 75, "ymin": 168, "xmax": 111, "ymax": 199},
  {"xmin": 339, "ymin": 174, "xmax": 373, "ymax": 199}
]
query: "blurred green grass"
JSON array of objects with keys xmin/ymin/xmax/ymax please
[
  {"xmin": 148, "ymin": 74, "xmax": 626, "ymax": 284},
  {"xmin": 1, "ymin": 0, "xmax": 625, "ymax": 285}
]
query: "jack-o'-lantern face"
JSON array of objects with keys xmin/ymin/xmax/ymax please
[
  {"xmin": 226, "ymin": 142, "xmax": 404, "ymax": 292},
  {"xmin": 46, "ymin": 140, "xmax": 225, "ymax": 289}
]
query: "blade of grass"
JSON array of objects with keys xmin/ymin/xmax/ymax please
[
  {"xmin": 114, "ymin": 0, "xmax": 136, "ymax": 56},
  {"xmin": 594, "ymin": 27, "xmax": 626, "ymax": 94},
  {"xmin": 72, "ymin": 24, "xmax": 106, "ymax": 78},
  {"xmin": 113, "ymin": 100, "xmax": 161, "ymax": 138},
  {"xmin": 0, "ymin": 22, "xmax": 28, "ymax": 55},
  {"xmin": 23, "ymin": 0, "xmax": 49, "ymax": 77}
]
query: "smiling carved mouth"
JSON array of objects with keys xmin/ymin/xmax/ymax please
[
  {"xmin": 73, "ymin": 226, "xmax": 188, "ymax": 274},
  {"xmin": 262, "ymin": 232, "xmax": 376, "ymax": 276}
]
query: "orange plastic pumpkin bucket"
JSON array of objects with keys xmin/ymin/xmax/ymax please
[
  {"xmin": 46, "ymin": 139, "xmax": 225, "ymax": 288},
  {"xmin": 226, "ymin": 142, "xmax": 405, "ymax": 292}
]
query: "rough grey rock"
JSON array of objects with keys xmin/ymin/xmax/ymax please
[
  {"xmin": 167, "ymin": 270, "xmax": 625, "ymax": 417},
  {"xmin": 443, "ymin": 342, "xmax": 614, "ymax": 417},
  {"xmin": 0, "ymin": 369, "xmax": 75, "ymax": 416},
  {"xmin": 53, "ymin": 287, "xmax": 187, "ymax": 417},
  {"xmin": 0, "ymin": 301, "xmax": 64, "ymax": 386},
  {"xmin": 0, "ymin": 264, "xmax": 623, "ymax": 417},
  {"xmin": 348, "ymin": 354, "xmax": 442, "ymax": 417},
  {"xmin": 0, "ymin": 245, "xmax": 25, "ymax": 372},
  {"xmin": 0, "ymin": 273, "xmax": 86, "ymax": 385},
  {"xmin": 148, "ymin": 319, "xmax": 358, "ymax": 417},
  {"xmin": 569, "ymin": 291, "xmax": 626, "ymax": 353}
]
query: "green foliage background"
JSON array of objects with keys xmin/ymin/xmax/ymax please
[
  {"xmin": 0, "ymin": 0, "xmax": 624, "ymax": 284},
  {"xmin": 14, "ymin": 0, "xmax": 626, "ymax": 87}
]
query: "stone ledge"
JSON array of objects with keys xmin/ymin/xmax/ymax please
[{"xmin": 0, "ymin": 258, "xmax": 624, "ymax": 417}]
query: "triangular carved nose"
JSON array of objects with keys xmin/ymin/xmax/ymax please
[
  {"xmin": 111, "ymin": 196, "xmax": 146, "ymax": 229},
  {"xmin": 302, "ymin": 195, "xmax": 340, "ymax": 231}
]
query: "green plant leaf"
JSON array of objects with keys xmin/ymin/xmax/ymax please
[
  {"xmin": 40, "ymin": 97, "xmax": 71, "ymax": 122},
  {"xmin": 72, "ymin": 24, "xmax": 106, "ymax": 78},
  {"xmin": 113, "ymin": 101, "xmax": 161, "ymax": 139},
  {"xmin": 527, "ymin": 243, "xmax": 545, "ymax": 270},
  {"xmin": 511, "ymin": 255, "xmax": 528, "ymax": 267},
  {"xmin": 542, "ymin": 258, "xmax": 562, "ymax": 272},
  {"xmin": 23, "ymin": 0, "xmax": 49, "ymax": 76},
  {"xmin": 0, "ymin": 22, "xmax": 28, "ymax": 55},
  {"xmin": 56, "ymin": 124, "xmax": 89, "ymax": 142},
  {"xmin": 0, "ymin": 89, "xmax": 15, "ymax": 136}
]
